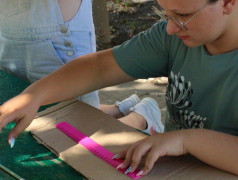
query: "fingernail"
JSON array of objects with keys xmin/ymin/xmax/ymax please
[
  {"xmin": 10, "ymin": 138, "xmax": 15, "ymax": 148},
  {"xmin": 112, "ymin": 154, "xmax": 119, "ymax": 159},
  {"xmin": 124, "ymin": 167, "xmax": 131, "ymax": 175},
  {"xmin": 116, "ymin": 163, "xmax": 123, "ymax": 169},
  {"xmin": 136, "ymin": 170, "xmax": 143, "ymax": 176}
]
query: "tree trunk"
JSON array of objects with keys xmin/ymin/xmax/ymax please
[{"xmin": 92, "ymin": 0, "xmax": 111, "ymax": 46}]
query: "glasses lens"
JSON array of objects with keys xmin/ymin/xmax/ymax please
[
  {"xmin": 169, "ymin": 17, "xmax": 185, "ymax": 30},
  {"xmin": 153, "ymin": 6, "xmax": 187, "ymax": 31}
]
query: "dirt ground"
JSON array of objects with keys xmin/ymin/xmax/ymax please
[
  {"xmin": 103, "ymin": 0, "xmax": 168, "ymax": 86},
  {"xmin": 104, "ymin": 0, "xmax": 161, "ymax": 48}
]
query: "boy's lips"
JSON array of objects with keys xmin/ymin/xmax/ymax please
[{"xmin": 178, "ymin": 35, "xmax": 190, "ymax": 40}]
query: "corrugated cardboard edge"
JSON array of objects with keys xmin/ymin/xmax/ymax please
[{"xmin": 35, "ymin": 99, "xmax": 78, "ymax": 118}]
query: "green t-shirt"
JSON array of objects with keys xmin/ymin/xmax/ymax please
[{"xmin": 113, "ymin": 21, "xmax": 238, "ymax": 136}]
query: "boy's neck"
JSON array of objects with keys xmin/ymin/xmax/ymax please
[{"xmin": 205, "ymin": 13, "xmax": 238, "ymax": 55}]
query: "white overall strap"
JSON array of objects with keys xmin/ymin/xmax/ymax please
[{"xmin": 67, "ymin": 0, "xmax": 94, "ymax": 31}]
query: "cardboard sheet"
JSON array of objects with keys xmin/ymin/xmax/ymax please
[{"xmin": 27, "ymin": 100, "xmax": 237, "ymax": 180}]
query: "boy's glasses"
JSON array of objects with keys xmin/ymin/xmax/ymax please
[{"xmin": 153, "ymin": 2, "xmax": 209, "ymax": 31}]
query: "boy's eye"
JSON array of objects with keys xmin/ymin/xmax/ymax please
[{"xmin": 177, "ymin": 14, "xmax": 190, "ymax": 18}]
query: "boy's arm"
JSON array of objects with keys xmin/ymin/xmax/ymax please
[
  {"xmin": 26, "ymin": 48, "xmax": 135, "ymax": 105},
  {"xmin": 184, "ymin": 129, "xmax": 238, "ymax": 175},
  {"xmin": 119, "ymin": 129, "xmax": 238, "ymax": 176},
  {"xmin": 0, "ymin": 49, "xmax": 135, "ymax": 142}
]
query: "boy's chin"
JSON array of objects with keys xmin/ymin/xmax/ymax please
[{"xmin": 183, "ymin": 40, "xmax": 202, "ymax": 48}]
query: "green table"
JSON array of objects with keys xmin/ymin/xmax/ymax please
[{"xmin": 0, "ymin": 70, "xmax": 86, "ymax": 180}]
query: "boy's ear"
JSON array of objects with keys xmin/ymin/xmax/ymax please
[{"xmin": 223, "ymin": 0, "xmax": 236, "ymax": 14}]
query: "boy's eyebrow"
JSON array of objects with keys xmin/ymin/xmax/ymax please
[
  {"xmin": 159, "ymin": 5, "xmax": 195, "ymax": 14},
  {"xmin": 171, "ymin": 9, "xmax": 194, "ymax": 14}
]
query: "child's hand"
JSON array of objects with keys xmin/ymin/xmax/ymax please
[
  {"xmin": 0, "ymin": 93, "xmax": 40, "ymax": 146},
  {"xmin": 116, "ymin": 130, "xmax": 188, "ymax": 176}
]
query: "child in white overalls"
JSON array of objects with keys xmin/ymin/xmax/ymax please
[
  {"xmin": 0, "ymin": 0, "xmax": 163, "ymax": 136},
  {"xmin": 0, "ymin": 0, "xmax": 100, "ymax": 108}
]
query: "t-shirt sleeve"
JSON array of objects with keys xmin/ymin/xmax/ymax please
[{"xmin": 112, "ymin": 21, "xmax": 173, "ymax": 79}]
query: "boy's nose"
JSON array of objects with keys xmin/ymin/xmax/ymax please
[{"xmin": 166, "ymin": 20, "xmax": 181, "ymax": 35}]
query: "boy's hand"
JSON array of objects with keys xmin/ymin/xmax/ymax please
[
  {"xmin": 116, "ymin": 130, "xmax": 188, "ymax": 176},
  {"xmin": 0, "ymin": 93, "xmax": 40, "ymax": 146}
]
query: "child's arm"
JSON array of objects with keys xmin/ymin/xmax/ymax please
[
  {"xmin": 0, "ymin": 49, "xmax": 135, "ymax": 143},
  {"xmin": 117, "ymin": 129, "xmax": 238, "ymax": 176}
]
